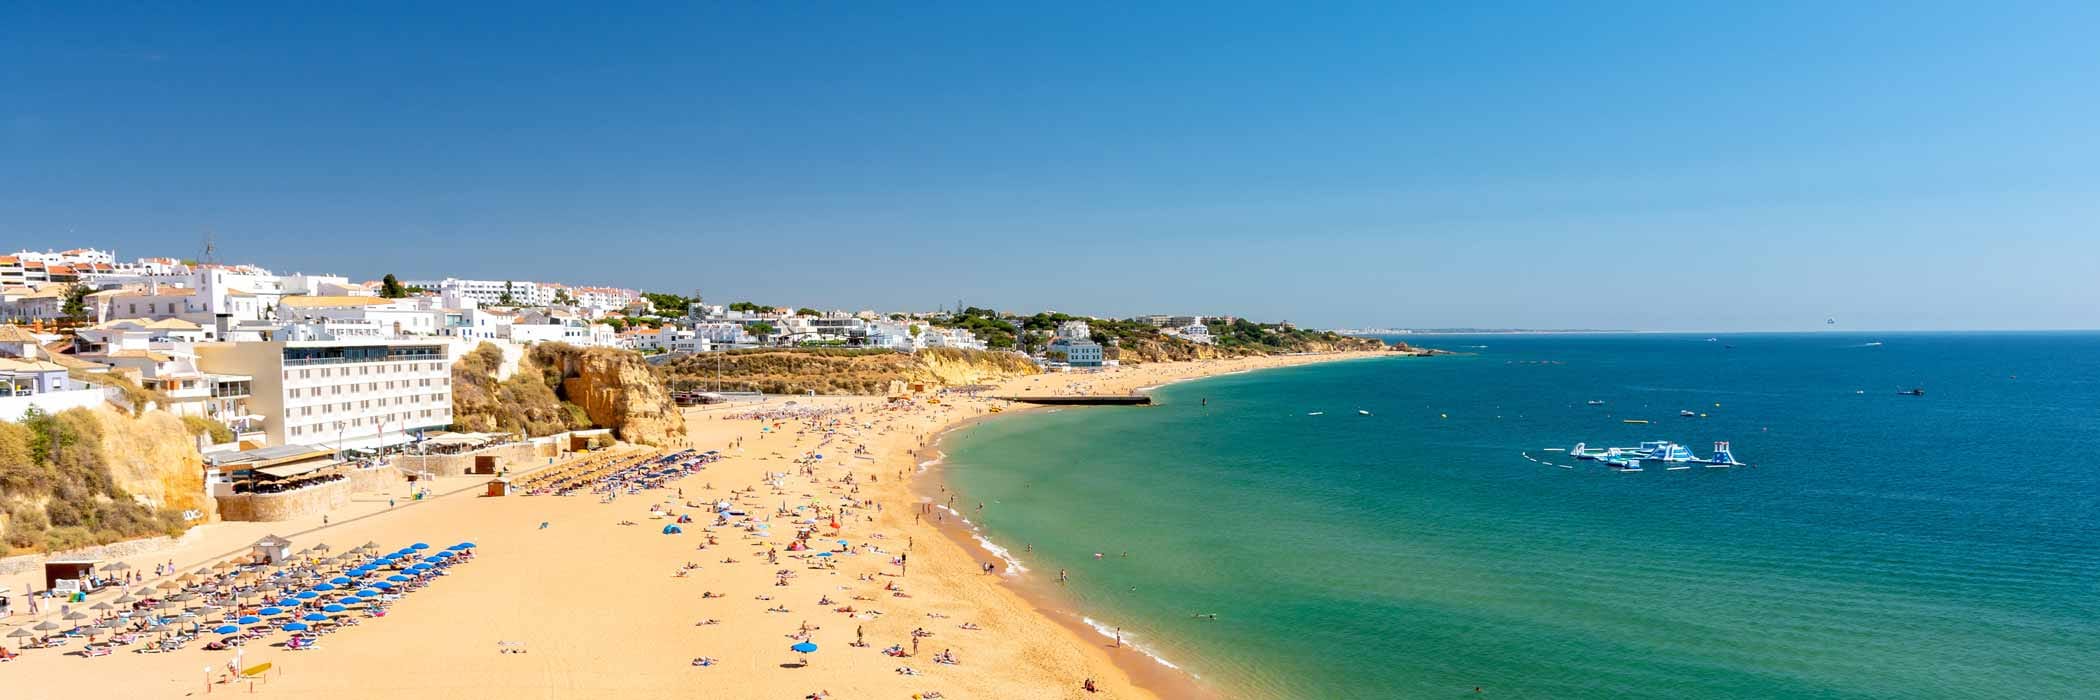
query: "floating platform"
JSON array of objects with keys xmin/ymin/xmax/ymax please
[{"xmin": 993, "ymin": 395, "xmax": 1153, "ymax": 406}]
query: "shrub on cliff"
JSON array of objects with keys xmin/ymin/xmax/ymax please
[
  {"xmin": 0, "ymin": 407, "xmax": 190, "ymax": 553},
  {"xmin": 448, "ymin": 343, "xmax": 590, "ymax": 438},
  {"xmin": 180, "ymin": 416, "xmax": 236, "ymax": 444}
]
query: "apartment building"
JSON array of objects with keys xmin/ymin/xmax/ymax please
[{"xmin": 196, "ymin": 329, "xmax": 453, "ymax": 451}]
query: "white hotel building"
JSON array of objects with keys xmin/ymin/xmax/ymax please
[{"xmin": 197, "ymin": 333, "xmax": 453, "ymax": 452}]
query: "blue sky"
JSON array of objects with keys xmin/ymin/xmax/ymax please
[{"xmin": 4, "ymin": 2, "xmax": 2097, "ymax": 330}]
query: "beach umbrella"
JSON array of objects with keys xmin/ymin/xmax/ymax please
[
  {"xmin": 373, "ymin": 582, "xmax": 394, "ymax": 590},
  {"xmin": 7, "ymin": 627, "xmax": 34, "ymax": 639},
  {"xmin": 89, "ymin": 601, "xmax": 114, "ymax": 611},
  {"xmin": 386, "ymin": 575, "xmax": 410, "ymax": 583},
  {"xmin": 312, "ymin": 543, "xmax": 332, "ymax": 552},
  {"xmin": 301, "ymin": 613, "xmax": 327, "ymax": 622},
  {"xmin": 193, "ymin": 567, "xmax": 213, "ymax": 576},
  {"xmin": 313, "ymin": 583, "xmax": 336, "ymax": 592},
  {"xmin": 339, "ymin": 596, "xmax": 363, "ymax": 605},
  {"xmin": 260, "ymin": 607, "xmax": 284, "ymax": 616},
  {"xmin": 294, "ymin": 591, "xmax": 318, "ymax": 600},
  {"xmin": 213, "ymin": 625, "xmax": 239, "ymax": 635},
  {"xmin": 458, "ymin": 542, "xmax": 476, "ymax": 549},
  {"xmin": 33, "ymin": 621, "xmax": 61, "ymax": 631},
  {"xmin": 155, "ymin": 580, "xmax": 182, "ymax": 591},
  {"xmin": 410, "ymin": 543, "xmax": 430, "ymax": 550},
  {"xmin": 283, "ymin": 622, "xmax": 309, "ymax": 632},
  {"xmin": 105, "ymin": 561, "xmax": 133, "ymax": 572},
  {"xmin": 357, "ymin": 589, "xmax": 381, "ymax": 597},
  {"xmin": 328, "ymin": 576, "xmax": 351, "ymax": 585},
  {"xmin": 276, "ymin": 598, "xmax": 300, "ymax": 607},
  {"xmin": 63, "ymin": 611, "xmax": 89, "ymax": 621},
  {"xmin": 237, "ymin": 615, "xmax": 262, "ymax": 625},
  {"xmin": 322, "ymin": 604, "xmax": 347, "ymax": 613}
]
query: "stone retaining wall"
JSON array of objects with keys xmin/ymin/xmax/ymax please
[
  {"xmin": 392, "ymin": 443, "xmax": 555, "ymax": 477},
  {"xmin": 0, "ymin": 535, "xmax": 180, "ymax": 578},
  {"xmin": 216, "ymin": 466, "xmax": 405, "ymax": 522}
]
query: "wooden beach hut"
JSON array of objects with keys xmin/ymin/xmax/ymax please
[
  {"xmin": 251, "ymin": 534, "xmax": 293, "ymax": 565},
  {"xmin": 484, "ymin": 478, "xmax": 512, "ymax": 497}
]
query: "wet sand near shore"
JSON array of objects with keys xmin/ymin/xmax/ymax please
[{"xmin": 5, "ymin": 351, "xmax": 1382, "ymax": 700}]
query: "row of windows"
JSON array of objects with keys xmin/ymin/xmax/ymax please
[
  {"xmin": 286, "ymin": 408, "xmax": 451, "ymax": 436},
  {"xmin": 286, "ymin": 378, "xmax": 448, "ymax": 398},
  {"xmin": 291, "ymin": 393, "xmax": 449, "ymax": 416},
  {"xmin": 282, "ymin": 361, "xmax": 446, "ymax": 380}
]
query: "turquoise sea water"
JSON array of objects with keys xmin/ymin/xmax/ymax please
[{"xmin": 941, "ymin": 333, "xmax": 2100, "ymax": 699}]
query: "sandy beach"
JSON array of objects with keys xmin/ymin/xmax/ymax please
[{"xmin": 4, "ymin": 351, "xmax": 1383, "ymax": 699}]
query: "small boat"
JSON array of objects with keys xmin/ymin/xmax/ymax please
[
  {"xmin": 1307, "ymin": 411, "xmax": 1324, "ymax": 416},
  {"xmin": 1704, "ymin": 337, "xmax": 1718, "ymax": 342},
  {"xmin": 1357, "ymin": 409, "xmax": 1372, "ymax": 416},
  {"xmin": 1679, "ymin": 410, "xmax": 1697, "ymax": 417},
  {"xmin": 1666, "ymin": 465, "xmax": 1691, "ymax": 471},
  {"xmin": 1623, "ymin": 419, "xmax": 1650, "ymax": 425},
  {"xmin": 1586, "ymin": 400, "xmax": 1606, "ymax": 406},
  {"xmin": 1899, "ymin": 388, "xmax": 1925, "ymax": 396},
  {"xmin": 1542, "ymin": 447, "xmax": 1567, "ymax": 452}
]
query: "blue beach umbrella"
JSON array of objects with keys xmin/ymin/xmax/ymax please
[
  {"xmin": 791, "ymin": 642, "xmax": 818, "ymax": 653},
  {"xmin": 337, "ymin": 597, "xmax": 361, "ymax": 605},
  {"xmin": 237, "ymin": 615, "xmax": 262, "ymax": 625},
  {"xmin": 457, "ymin": 542, "xmax": 475, "ymax": 549},
  {"xmin": 357, "ymin": 588, "xmax": 381, "ymax": 597},
  {"xmin": 259, "ymin": 607, "xmax": 283, "ymax": 616},
  {"xmin": 816, "ymin": 552, "xmax": 833, "ymax": 558},
  {"xmin": 432, "ymin": 551, "xmax": 454, "ymax": 559},
  {"xmin": 213, "ymin": 625, "xmax": 239, "ymax": 635},
  {"xmin": 410, "ymin": 543, "xmax": 429, "ymax": 550},
  {"xmin": 312, "ymin": 583, "xmax": 336, "ymax": 592},
  {"xmin": 373, "ymin": 582, "xmax": 394, "ymax": 590},
  {"xmin": 386, "ymin": 575, "xmax": 410, "ymax": 583},
  {"xmin": 283, "ymin": 622, "xmax": 309, "ymax": 632},
  {"xmin": 301, "ymin": 613, "xmax": 327, "ymax": 622},
  {"xmin": 276, "ymin": 598, "xmax": 300, "ymax": 607},
  {"xmin": 328, "ymin": 576, "xmax": 351, "ymax": 585},
  {"xmin": 322, "ymin": 604, "xmax": 347, "ymax": 613},
  {"xmin": 294, "ymin": 591, "xmax": 318, "ymax": 600}
]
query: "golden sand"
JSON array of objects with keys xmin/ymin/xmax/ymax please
[{"xmin": 4, "ymin": 352, "xmax": 1381, "ymax": 699}]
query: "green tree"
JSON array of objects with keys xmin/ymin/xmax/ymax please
[
  {"xmin": 60, "ymin": 284, "xmax": 90, "ymax": 322},
  {"xmin": 728, "ymin": 301, "xmax": 769, "ymax": 313},
  {"xmin": 379, "ymin": 274, "xmax": 408, "ymax": 298},
  {"xmin": 553, "ymin": 288, "xmax": 574, "ymax": 306},
  {"xmin": 795, "ymin": 307, "xmax": 821, "ymax": 317},
  {"xmin": 497, "ymin": 281, "xmax": 516, "ymax": 306},
  {"xmin": 746, "ymin": 321, "xmax": 777, "ymax": 339}
]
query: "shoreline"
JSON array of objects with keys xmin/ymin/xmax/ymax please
[
  {"xmin": 913, "ymin": 351, "xmax": 1393, "ymax": 699},
  {"xmin": 3, "ymin": 350, "xmax": 1390, "ymax": 700}
]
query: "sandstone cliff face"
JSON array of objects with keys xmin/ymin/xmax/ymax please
[
  {"xmin": 553, "ymin": 346, "xmax": 688, "ymax": 446},
  {"xmin": 1113, "ymin": 334, "xmax": 1390, "ymax": 364},
  {"xmin": 905, "ymin": 347, "xmax": 1040, "ymax": 386},
  {"xmin": 656, "ymin": 348, "xmax": 1039, "ymax": 396},
  {"xmin": 96, "ymin": 406, "xmax": 210, "ymax": 517}
]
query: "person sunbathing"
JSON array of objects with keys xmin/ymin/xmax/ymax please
[{"xmin": 690, "ymin": 656, "xmax": 717, "ymax": 667}]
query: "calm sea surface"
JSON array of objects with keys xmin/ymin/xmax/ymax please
[{"xmin": 941, "ymin": 332, "xmax": 2100, "ymax": 699}]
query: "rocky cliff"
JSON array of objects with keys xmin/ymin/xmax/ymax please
[
  {"xmin": 545, "ymin": 345, "xmax": 688, "ymax": 446},
  {"xmin": 1113, "ymin": 333, "xmax": 1391, "ymax": 364},
  {"xmin": 450, "ymin": 342, "xmax": 687, "ymax": 446},
  {"xmin": 656, "ymin": 347, "xmax": 1039, "ymax": 396},
  {"xmin": 0, "ymin": 405, "xmax": 199, "ymax": 555}
]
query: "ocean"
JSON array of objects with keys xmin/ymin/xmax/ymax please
[{"xmin": 938, "ymin": 332, "xmax": 2100, "ymax": 699}]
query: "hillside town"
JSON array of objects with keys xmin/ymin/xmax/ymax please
[{"xmin": 1, "ymin": 245, "xmax": 1334, "ymax": 460}]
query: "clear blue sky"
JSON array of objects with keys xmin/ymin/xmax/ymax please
[{"xmin": 5, "ymin": 2, "xmax": 2097, "ymax": 331}]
